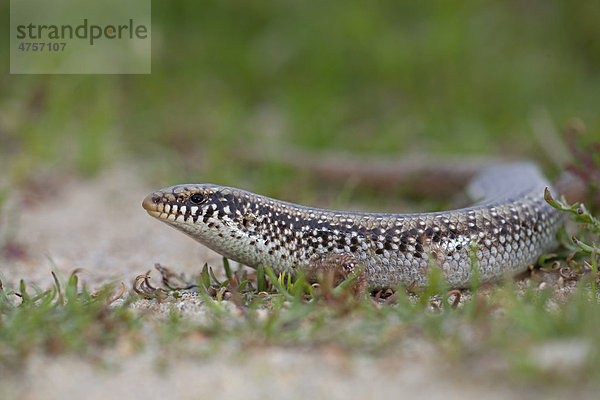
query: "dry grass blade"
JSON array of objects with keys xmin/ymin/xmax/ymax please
[
  {"xmin": 107, "ymin": 282, "xmax": 128, "ymax": 304},
  {"xmin": 133, "ymin": 271, "xmax": 167, "ymax": 300},
  {"xmin": 51, "ymin": 271, "xmax": 64, "ymax": 306},
  {"xmin": 445, "ymin": 289, "xmax": 462, "ymax": 309},
  {"xmin": 374, "ymin": 288, "xmax": 396, "ymax": 305},
  {"xmin": 155, "ymin": 263, "xmax": 197, "ymax": 290}
]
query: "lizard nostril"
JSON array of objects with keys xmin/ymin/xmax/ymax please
[{"xmin": 142, "ymin": 193, "xmax": 159, "ymax": 211}]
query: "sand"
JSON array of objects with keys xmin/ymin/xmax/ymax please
[{"xmin": 0, "ymin": 165, "xmax": 594, "ymax": 400}]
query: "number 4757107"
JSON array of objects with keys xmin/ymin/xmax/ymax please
[{"xmin": 18, "ymin": 42, "xmax": 67, "ymax": 51}]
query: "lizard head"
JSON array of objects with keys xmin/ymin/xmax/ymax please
[
  {"xmin": 142, "ymin": 184, "xmax": 218, "ymax": 220},
  {"xmin": 142, "ymin": 184, "xmax": 248, "ymax": 235},
  {"xmin": 142, "ymin": 184, "xmax": 270, "ymax": 263}
]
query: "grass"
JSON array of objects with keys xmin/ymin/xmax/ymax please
[
  {"xmin": 2, "ymin": 1, "xmax": 600, "ymax": 191},
  {"xmin": 2, "ymin": 257, "xmax": 600, "ymax": 384},
  {"xmin": 2, "ymin": 173, "xmax": 600, "ymax": 384},
  {"xmin": 1, "ymin": 0, "xmax": 600, "ymax": 389},
  {"xmin": 0, "ymin": 272, "xmax": 141, "ymax": 367}
]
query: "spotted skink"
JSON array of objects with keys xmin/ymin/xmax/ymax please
[{"xmin": 142, "ymin": 163, "xmax": 563, "ymax": 289}]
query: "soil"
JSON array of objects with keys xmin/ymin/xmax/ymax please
[{"xmin": 0, "ymin": 165, "xmax": 595, "ymax": 400}]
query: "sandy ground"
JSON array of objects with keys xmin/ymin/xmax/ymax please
[
  {"xmin": 0, "ymin": 166, "xmax": 595, "ymax": 400},
  {"xmin": 1, "ymin": 166, "xmax": 222, "ymax": 289}
]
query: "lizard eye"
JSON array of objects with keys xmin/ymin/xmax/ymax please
[{"xmin": 189, "ymin": 193, "xmax": 206, "ymax": 204}]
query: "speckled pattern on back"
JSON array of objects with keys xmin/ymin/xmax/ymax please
[{"xmin": 143, "ymin": 163, "xmax": 563, "ymax": 289}]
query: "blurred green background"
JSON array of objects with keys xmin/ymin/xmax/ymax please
[{"xmin": 1, "ymin": 0, "xmax": 599, "ymax": 197}]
